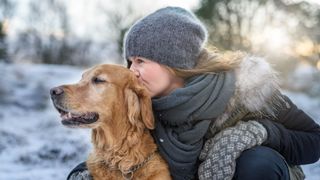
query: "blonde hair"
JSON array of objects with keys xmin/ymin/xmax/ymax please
[{"xmin": 169, "ymin": 47, "xmax": 246, "ymax": 79}]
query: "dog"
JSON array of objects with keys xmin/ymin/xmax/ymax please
[{"xmin": 50, "ymin": 64, "xmax": 171, "ymax": 180}]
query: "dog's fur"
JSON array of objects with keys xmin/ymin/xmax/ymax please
[{"xmin": 50, "ymin": 64, "xmax": 171, "ymax": 180}]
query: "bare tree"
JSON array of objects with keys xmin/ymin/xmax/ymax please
[
  {"xmin": 26, "ymin": 0, "xmax": 71, "ymax": 64},
  {"xmin": 0, "ymin": 0, "xmax": 15, "ymax": 19},
  {"xmin": 0, "ymin": 0, "xmax": 15, "ymax": 62},
  {"xmin": 9, "ymin": 0, "xmax": 114, "ymax": 66},
  {"xmin": 97, "ymin": 0, "xmax": 143, "ymax": 63},
  {"xmin": 195, "ymin": 0, "xmax": 320, "ymax": 55},
  {"xmin": 9, "ymin": 0, "xmax": 97, "ymax": 66},
  {"xmin": 195, "ymin": 0, "xmax": 320, "ymax": 95}
]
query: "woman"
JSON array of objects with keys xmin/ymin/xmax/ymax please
[{"xmin": 68, "ymin": 7, "xmax": 320, "ymax": 180}]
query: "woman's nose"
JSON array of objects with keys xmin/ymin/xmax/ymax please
[
  {"xmin": 130, "ymin": 66, "xmax": 140, "ymax": 77},
  {"xmin": 133, "ymin": 69, "xmax": 140, "ymax": 77}
]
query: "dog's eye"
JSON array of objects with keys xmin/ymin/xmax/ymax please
[{"xmin": 92, "ymin": 77, "xmax": 106, "ymax": 84}]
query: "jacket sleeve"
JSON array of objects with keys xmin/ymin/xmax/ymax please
[
  {"xmin": 198, "ymin": 121, "xmax": 267, "ymax": 180},
  {"xmin": 258, "ymin": 94, "xmax": 320, "ymax": 165},
  {"xmin": 67, "ymin": 162, "xmax": 93, "ymax": 180}
]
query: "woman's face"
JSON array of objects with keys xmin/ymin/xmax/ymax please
[{"xmin": 129, "ymin": 57, "xmax": 184, "ymax": 98}]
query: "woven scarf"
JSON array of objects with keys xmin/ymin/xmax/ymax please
[{"xmin": 151, "ymin": 71, "xmax": 235, "ymax": 180}]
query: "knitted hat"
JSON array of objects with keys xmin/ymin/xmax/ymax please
[{"xmin": 123, "ymin": 7, "xmax": 208, "ymax": 69}]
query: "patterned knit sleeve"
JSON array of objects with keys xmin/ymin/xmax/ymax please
[{"xmin": 198, "ymin": 121, "xmax": 267, "ymax": 180}]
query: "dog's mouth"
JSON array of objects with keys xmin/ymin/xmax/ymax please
[{"xmin": 54, "ymin": 105, "xmax": 99, "ymax": 127}]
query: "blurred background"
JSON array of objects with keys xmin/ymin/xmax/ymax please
[{"xmin": 0, "ymin": 0, "xmax": 319, "ymax": 179}]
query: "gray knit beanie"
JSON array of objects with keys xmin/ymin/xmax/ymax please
[{"xmin": 124, "ymin": 6, "xmax": 208, "ymax": 69}]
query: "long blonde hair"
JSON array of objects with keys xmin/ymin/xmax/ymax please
[{"xmin": 169, "ymin": 47, "xmax": 246, "ymax": 79}]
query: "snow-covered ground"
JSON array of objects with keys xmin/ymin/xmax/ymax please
[
  {"xmin": 0, "ymin": 63, "xmax": 91, "ymax": 180},
  {"xmin": 0, "ymin": 62, "xmax": 319, "ymax": 180}
]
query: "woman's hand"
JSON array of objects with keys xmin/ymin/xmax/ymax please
[{"xmin": 198, "ymin": 120, "xmax": 267, "ymax": 180}]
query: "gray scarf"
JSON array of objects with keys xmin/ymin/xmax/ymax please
[{"xmin": 151, "ymin": 72, "xmax": 236, "ymax": 180}]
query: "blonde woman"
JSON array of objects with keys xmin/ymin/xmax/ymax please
[{"xmin": 68, "ymin": 7, "xmax": 320, "ymax": 180}]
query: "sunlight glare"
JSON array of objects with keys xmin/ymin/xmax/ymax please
[
  {"xmin": 295, "ymin": 38, "xmax": 314, "ymax": 57},
  {"xmin": 250, "ymin": 26, "xmax": 291, "ymax": 53},
  {"xmin": 2, "ymin": 19, "xmax": 9, "ymax": 34},
  {"xmin": 264, "ymin": 27, "xmax": 291, "ymax": 51}
]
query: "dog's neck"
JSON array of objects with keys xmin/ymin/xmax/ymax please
[{"xmin": 90, "ymin": 113, "xmax": 157, "ymax": 173}]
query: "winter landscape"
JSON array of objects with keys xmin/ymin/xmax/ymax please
[
  {"xmin": 0, "ymin": 62, "xmax": 319, "ymax": 180},
  {"xmin": 1, "ymin": 0, "xmax": 320, "ymax": 179}
]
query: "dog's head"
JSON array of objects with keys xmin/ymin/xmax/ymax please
[{"xmin": 50, "ymin": 64, "xmax": 154, "ymax": 130}]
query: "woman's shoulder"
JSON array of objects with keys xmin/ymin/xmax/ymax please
[{"xmin": 234, "ymin": 55, "xmax": 280, "ymax": 112}]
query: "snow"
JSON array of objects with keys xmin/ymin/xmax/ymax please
[
  {"xmin": 0, "ymin": 63, "xmax": 91, "ymax": 180},
  {"xmin": 0, "ymin": 62, "xmax": 319, "ymax": 180},
  {"xmin": 284, "ymin": 63, "xmax": 320, "ymax": 97}
]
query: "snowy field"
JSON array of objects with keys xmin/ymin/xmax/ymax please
[{"xmin": 0, "ymin": 62, "xmax": 319, "ymax": 180}]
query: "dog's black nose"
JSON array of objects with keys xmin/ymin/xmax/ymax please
[{"xmin": 50, "ymin": 87, "xmax": 64, "ymax": 97}]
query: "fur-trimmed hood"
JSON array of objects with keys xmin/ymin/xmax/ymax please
[{"xmin": 209, "ymin": 55, "xmax": 282, "ymax": 135}]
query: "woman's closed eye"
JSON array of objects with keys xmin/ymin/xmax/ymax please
[{"xmin": 136, "ymin": 58, "xmax": 144, "ymax": 64}]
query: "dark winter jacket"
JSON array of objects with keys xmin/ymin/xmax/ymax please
[
  {"xmin": 197, "ymin": 55, "xmax": 320, "ymax": 180},
  {"xmin": 259, "ymin": 95, "xmax": 320, "ymax": 165},
  {"xmin": 202, "ymin": 56, "xmax": 320, "ymax": 167}
]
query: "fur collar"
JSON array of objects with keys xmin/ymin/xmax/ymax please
[{"xmin": 211, "ymin": 56, "xmax": 281, "ymax": 134}]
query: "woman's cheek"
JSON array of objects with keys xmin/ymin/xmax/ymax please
[{"xmin": 138, "ymin": 80, "xmax": 153, "ymax": 96}]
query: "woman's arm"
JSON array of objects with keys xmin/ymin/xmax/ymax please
[
  {"xmin": 198, "ymin": 121, "xmax": 268, "ymax": 180},
  {"xmin": 258, "ymin": 94, "xmax": 320, "ymax": 165},
  {"xmin": 67, "ymin": 162, "xmax": 92, "ymax": 180}
]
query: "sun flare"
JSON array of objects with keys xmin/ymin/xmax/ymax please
[{"xmin": 251, "ymin": 26, "xmax": 291, "ymax": 52}]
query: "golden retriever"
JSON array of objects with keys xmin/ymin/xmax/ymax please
[{"xmin": 50, "ymin": 64, "xmax": 171, "ymax": 180}]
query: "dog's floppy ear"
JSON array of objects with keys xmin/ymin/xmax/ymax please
[{"xmin": 125, "ymin": 85, "xmax": 154, "ymax": 129}]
